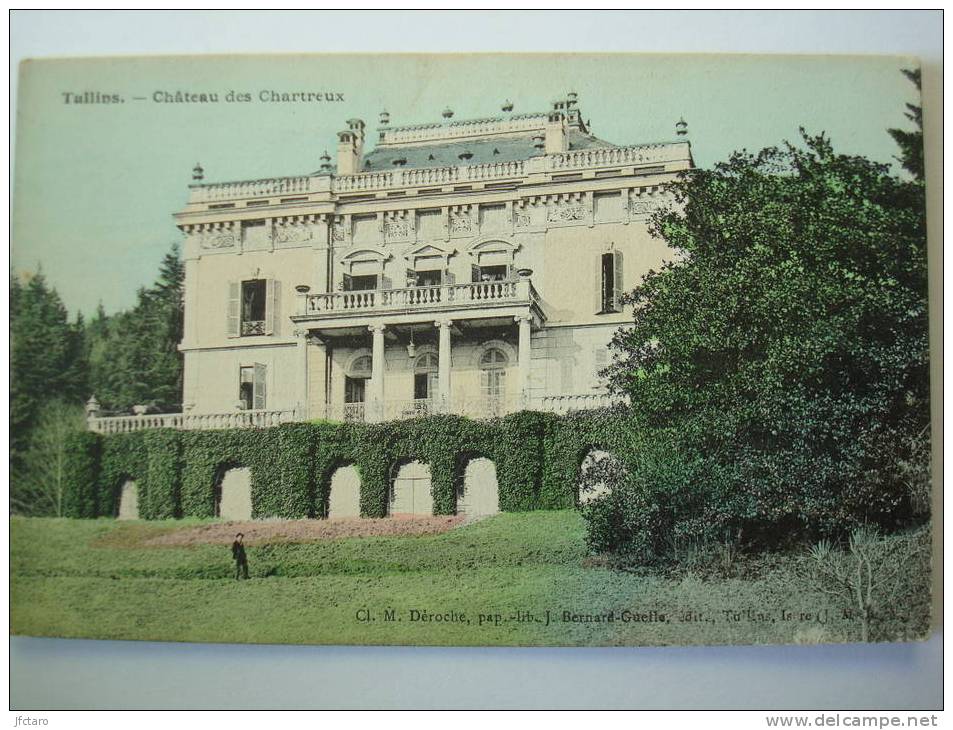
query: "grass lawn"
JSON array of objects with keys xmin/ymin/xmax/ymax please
[{"xmin": 11, "ymin": 512, "xmax": 865, "ymax": 647}]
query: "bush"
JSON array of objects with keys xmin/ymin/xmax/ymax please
[{"xmin": 798, "ymin": 525, "xmax": 931, "ymax": 642}]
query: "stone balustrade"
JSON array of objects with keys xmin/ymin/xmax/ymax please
[
  {"xmin": 378, "ymin": 113, "xmax": 549, "ymax": 146},
  {"xmin": 185, "ymin": 143, "xmax": 686, "ymax": 205},
  {"xmin": 535, "ymin": 393, "xmax": 628, "ymax": 414},
  {"xmin": 86, "ymin": 395, "xmax": 625, "ymax": 434},
  {"xmin": 548, "ymin": 144, "xmax": 682, "ymax": 171},
  {"xmin": 301, "ymin": 279, "xmax": 534, "ymax": 318},
  {"xmin": 189, "ymin": 176, "xmax": 316, "ymax": 203},
  {"xmin": 87, "ymin": 408, "xmax": 300, "ymax": 434}
]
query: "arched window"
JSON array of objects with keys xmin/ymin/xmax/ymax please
[
  {"xmin": 480, "ymin": 347, "xmax": 508, "ymax": 408},
  {"xmin": 480, "ymin": 348, "xmax": 508, "ymax": 368},
  {"xmin": 414, "ymin": 352, "xmax": 439, "ymax": 372},
  {"xmin": 350, "ymin": 355, "xmax": 373, "ymax": 376},
  {"xmin": 414, "ymin": 352, "xmax": 439, "ymax": 402},
  {"xmin": 345, "ymin": 355, "xmax": 373, "ymax": 416}
]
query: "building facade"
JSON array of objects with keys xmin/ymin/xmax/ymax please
[{"xmin": 94, "ymin": 94, "xmax": 692, "ymax": 433}]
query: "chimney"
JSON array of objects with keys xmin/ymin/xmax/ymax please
[
  {"xmin": 544, "ymin": 111, "xmax": 568, "ymax": 154},
  {"xmin": 336, "ymin": 118, "xmax": 365, "ymax": 175}
]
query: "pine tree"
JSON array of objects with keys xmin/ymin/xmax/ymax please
[
  {"xmin": 10, "ymin": 269, "xmax": 87, "ymax": 471},
  {"xmin": 888, "ymin": 68, "xmax": 924, "ymax": 181}
]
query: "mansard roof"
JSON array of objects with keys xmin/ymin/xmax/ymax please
[{"xmin": 355, "ymin": 129, "xmax": 616, "ymax": 173}]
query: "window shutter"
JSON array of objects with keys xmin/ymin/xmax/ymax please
[
  {"xmin": 444, "ymin": 268, "xmax": 455, "ymax": 285},
  {"xmin": 471, "ymin": 264, "xmax": 482, "ymax": 283},
  {"xmin": 593, "ymin": 256, "xmax": 603, "ymax": 313},
  {"xmin": 342, "ymin": 273, "xmax": 353, "ymax": 291},
  {"xmin": 227, "ymin": 281, "xmax": 240, "ymax": 337},
  {"xmin": 379, "ymin": 274, "xmax": 391, "ymax": 290},
  {"xmin": 265, "ymin": 279, "xmax": 280, "ymax": 335},
  {"xmin": 406, "ymin": 268, "xmax": 417, "ymax": 287},
  {"xmin": 612, "ymin": 251, "xmax": 624, "ymax": 311},
  {"xmin": 253, "ymin": 363, "xmax": 267, "ymax": 409}
]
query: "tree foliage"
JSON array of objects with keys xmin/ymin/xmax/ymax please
[
  {"xmin": 10, "ymin": 271, "xmax": 87, "ymax": 475},
  {"xmin": 86, "ymin": 244, "xmax": 185, "ymax": 412},
  {"xmin": 10, "ymin": 245, "xmax": 184, "ymax": 515},
  {"xmin": 599, "ymin": 131, "xmax": 928, "ymax": 554},
  {"xmin": 12, "ymin": 400, "xmax": 87, "ymax": 516}
]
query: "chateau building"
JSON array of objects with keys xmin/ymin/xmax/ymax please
[{"xmin": 90, "ymin": 93, "xmax": 692, "ymax": 433}]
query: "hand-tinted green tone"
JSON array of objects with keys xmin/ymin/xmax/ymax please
[
  {"xmin": 13, "ymin": 53, "xmax": 919, "ymax": 316},
  {"xmin": 10, "ymin": 514, "xmax": 928, "ymax": 646}
]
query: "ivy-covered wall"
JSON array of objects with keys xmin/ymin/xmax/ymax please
[{"xmin": 64, "ymin": 410, "xmax": 636, "ymax": 520}]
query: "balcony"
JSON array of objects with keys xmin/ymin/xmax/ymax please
[{"xmin": 295, "ymin": 279, "xmax": 541, "ymax": 325}]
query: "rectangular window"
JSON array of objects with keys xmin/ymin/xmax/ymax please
[
  {"xmin": 472, "ymin": 264, "xmax": 510, "ymax": 283},
  {"xmin": 228, "ymin": 278, "xmax": 280, "ymax": 338},
  {"xmin": 345, "ymin": 376, "xmax": 367, "ymax": 404},
  {"xmin": 241, "ymin": 279, "xmax": 266, "ymax": 335},
  {"xmin": 344, "ymin": 274, "xmax": 378, "ymax": 291},
  {"xmin": 414, "ymin": 372, "xmax": 439, "ymax": 400},
  {"xmin": 596, "ymin": 251, "xmax": 624, "ymax": 313},
  {"xmin": 415, "ymin": 270, "xmax": 443, "ymax": 287}
]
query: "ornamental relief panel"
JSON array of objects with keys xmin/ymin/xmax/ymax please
[
  {"xmin": 449, "ymin": 211, "xmax": 473, "ymax": 235},
  {"xmin": 199, "ymin": 230, "xmax": 237, "ymax": 249},
  {"xmin": 331, "ymin": 221, "xmax": 346, "ymax": 242},
  {"xmin": 547, "ymin": 203, "xmax": 588, "ymax": 223},
  {"xmin": 274, "ymin": 223, "xmax": 314, "ymax": 245},
  {"xmin": 384, "ymin": 219, "xmax": 410, "ymax": 241},
  {"xmin": 628, "ymin": 193, "xmax": 675, "ymax": 217}
]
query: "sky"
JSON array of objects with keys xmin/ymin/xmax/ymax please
[{"xmin": 12, "ymin": 52, "xmax": 920, "ymax": 317}]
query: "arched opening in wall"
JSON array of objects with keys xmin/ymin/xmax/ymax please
[
  {"xmin": 214, "ymin": 465, "xmax": 253, "ymax": 521},
  {"xmin": 327, "ymin": 464, "xmax": 362, "ymax": 519},
  {"xmin": 390, "ymin": 460, "xmax": 433, "ymax": 517},
  {"xmin": 456, "ymin": 456, "xmax": 499, "ymax": 517},
  {"xmin": 578, "ymin": 448, "xmax": 623, "ymax": 506},
  {"xmin": 116, "ymin": 478, "xmax": 139, "ymax": 520}
]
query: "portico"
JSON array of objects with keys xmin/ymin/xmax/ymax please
[{"xmin": 293, "ymin": 280, "xmax": 544, "ymax": 422}]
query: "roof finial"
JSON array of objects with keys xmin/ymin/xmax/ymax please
[
  {"xmin": 379, "ymin": 109, "xmax": 390, "ymax": 126},
  {"xmin": 319, "ymin": 150, "xmax": 332, "ymax": 172},
  {"xmin": 502, "ymin": 99, "xmax": 514, "ymax": 112},
  {"xmin": 192, "ymin": 163, "xmax": 204, "ymax": 182},
  {"xmin": 676, "ymin": 117, "xmax": 688, "ymax": 137},
  {"xmin": 442, "ymin": 106, "xmax": 454, "ymax": 119}
]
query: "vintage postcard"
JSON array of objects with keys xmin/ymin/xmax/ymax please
[{"xmin": 10, "ymin": 53, "xmax": 932, "ymax": 648}]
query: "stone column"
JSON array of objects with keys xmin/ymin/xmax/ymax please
[
  {"xmin": 369, "ymin": 323, "xmax": 386, "ymax": 421},
  {"xmin": 515, "ymin": 314, "xmax": 532, "ymax": 407},
  {"xmin": 435, "ymin": 319, "xmax": 453, "ymax": 412}
]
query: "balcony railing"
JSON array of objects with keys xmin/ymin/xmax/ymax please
[
  {"xmin": 86, "ymin": 395, "xmax": 627, "ymax": 434},
  {"xmin": 300, "ymin": 279, "xmax": 537, "ymax": 318},
  {"xmin": 87, "ymin": 408, "xmax": 300, "ymax": 435},
  {"xmin": 241, "ymin": 320, "xmax": 265, "ymax": 336}
]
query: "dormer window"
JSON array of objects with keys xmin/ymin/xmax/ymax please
[
  {"xmin": 458, "ymin": 151, "xmax": 473, "ymax": 161},
  {"xmin": 392, "ymin": 157, "xmax": 407, "ymax": 167}
]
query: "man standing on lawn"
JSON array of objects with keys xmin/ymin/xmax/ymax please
[{"xmin": 232, "ymin": 533, "xmax": 249, "ymax": 580}]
